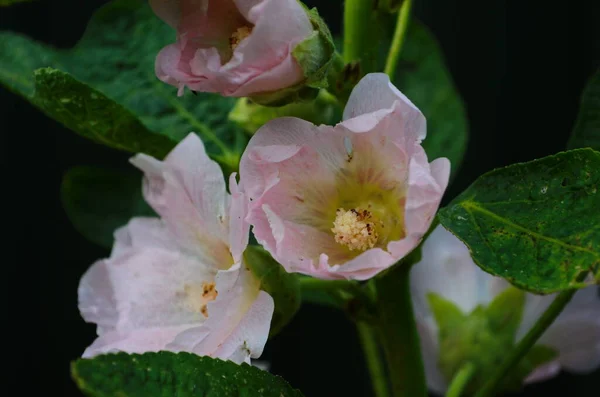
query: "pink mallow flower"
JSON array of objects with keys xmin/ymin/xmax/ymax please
[
  {"xmin": 78, "ymin": 133, "xmax": 274, "ymax": 363},
  {"xmin": 151, "ymin": 0, "xmax": 314, "ymax": 96},
  {"xmin": 411, "ymin": 225, "xmax": 600, "ymax": 394},
  {"xmin": 239, "ymin": 73, "xmax": 451, "ymax": 280}
]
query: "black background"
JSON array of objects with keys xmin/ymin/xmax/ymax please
[{"xmin": 1, "ymin": 0, "xmax": 599, "ymax": 396}]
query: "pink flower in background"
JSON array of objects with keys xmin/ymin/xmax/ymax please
[
  {"xmin": 78, "ymin": 134, "xmax": 274, "ymax": 363},
  {"xmin": 240, "ymin": 73, "xmax": 450, "ymax": 280},
  {"xmin": 151, "ymin": 0, "xmax": 313, "ymax": 96},
  {"xmin": 411, "ymin": 225, "xmax": 600, "ymax": 394}
]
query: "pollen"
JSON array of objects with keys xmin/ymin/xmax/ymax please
[
  {"xmin": 331, "ymin": 208, "xmax": 379, "ymax": 251},
  {"xmin": 229, "ymin": 26, "xmax": 252, "ymax": 50},
  {"xmin": 184, "ymin": 281, "xmax": 218, "ymax": 317}
]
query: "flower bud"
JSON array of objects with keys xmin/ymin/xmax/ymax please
[{"xmin": 151, "ymin": 0, "xmax": 335, "ymax": 105}]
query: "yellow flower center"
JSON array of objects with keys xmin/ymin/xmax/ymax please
[
  {"xmin": 331, "ymin": 208, "xmax": 380, "ymax": 252},
  {"xmin": 184, "ymin": 281, "xmax": 218, "ymax": 317},
  {"xmin": 229, "ymin": 26, "xmax": 252, "ymax": 50}
]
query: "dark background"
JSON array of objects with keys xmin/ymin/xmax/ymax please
[{"xmin": 2, "ymin": 0, "xmax": 598, "ymax": 396}]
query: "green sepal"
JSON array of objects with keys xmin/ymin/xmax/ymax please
[{"xmin": 249, "ymin": 5, "xmax": 335, "ymax": 107}]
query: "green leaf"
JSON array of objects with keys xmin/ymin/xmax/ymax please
[
  {"xmin": 35, "ymin": 68, "xmax": 175, "ymax": 158},
  {"xmin": 72, "ymin": 352, "xmax": 304, "ymax": 397},
  {"xmin": 0, "ymin": 0, "xmax": 244, "ymax": 163},
  {"xmin": 438, "ymin": 148, "xmax": 600, "ymax": 293},
  {"xmin": 394, "ymin": 22, "xmax": 469, "ymax": 179},
  {"xmin": 61, "ymin": 166, "xmax": 154, "ymax": 249},
  {"xmin": 568, "ymin": 69, "xmax": 600, "ymax": 151},
  {"xmin": 485, "ymin": 287, "xmax": 525, "ymax": 337},
  {"xmin": 427, "ymin": 292, "xmax": 466, "ymax": 333},
  {"xmin": 243, "ymin": 246, "xmax": 301, "ymax": 337}
]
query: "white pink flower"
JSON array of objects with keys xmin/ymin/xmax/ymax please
[
  {"xmin": 78, "ymin": 134, "xmax": 274, "ymax": 363},
  {"xmin": 239, "ymin": 73, "xmax": 451, "ymax": 280},
  {"xmin": 411, "ymin": 225, "xmax": 600, "ymax": 393},
  {"xmin": 151, "ymin": 0, "xmax": 314, "ymax": 96}
]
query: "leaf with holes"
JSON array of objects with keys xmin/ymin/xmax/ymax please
[
  {"xmin": 438, "ymin": 149, "xmax": 600, "ymax": 293},
  {"xmin": 61, "ymin": 166, "xmax": 155, "ymax": 249},
  {"xmin": 0, "ymin": 0, "xmax": 244, "ymax": 164},
  {"xmin": 72, "ymin": 352, "xmax": 304, "ymax": 397},
  {"xmin": 568, "ymin": 69, "xmax": 600, "ymax": 151}
]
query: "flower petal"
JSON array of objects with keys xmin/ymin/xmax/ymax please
[
  {"xmin": 155, "ymin": 0, "xmax": 312, "ymax": 96},
  {"xmin": 82, "ymin": 325, "xmax": 195, "ymax": 358},
  {"xmin": 242, "ymin": 76, "xmax": 449, "ymax": 280},
  {"xmin": 531, "ymin": 286, "xmax": 600, "ymax": 375},
  {"xmin": 410, "ymin": 225, "xmax": 509, "ymax": 318},
  {"xmin": 79, "ymin": 218, "xmax": 215, "ymax": 336},
  {"xmin": 343, "ymin": 73, "xmax": 426, "ymax": 142},
  {"xmin": 130, "ymin": 133, "xmax": 233, "ymax": 269},
  {"xmin": 388, "ymin": 149, "xmax": 450, "ymax": 266},
  {"xmin": 169, "ymin": 263, "xmax": 274, "ymax": 363},
  {"xmin": 228, "ymin": 173, "xmax": 250, "ymax": 264}
]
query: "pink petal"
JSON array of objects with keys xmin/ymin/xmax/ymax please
[
  {"xmin": 155, "ymin": 43, "xmax": 196, "ymax": 94},
  {"xmin": 111, "ymin": 217, "xmax": 179, "ymax": 257},
  {"xmin": 531, "ymin": 286, "xmax": 600, "ymax": 375},
  {"xmin": 524, "ymin": 361, "xmax": 562, "ymax": 384},
  {"xmin": 228, "ymin": 173, "xmax": 249, "ymax": 264},
  {"xmin": 79, "ymin": 219, "xmax": 271, "ymax": 362},
  {"xmin": 343, "ymin": 73, "xmax": 426, "ymax": 142},
  {"xmin": 130, "ymin": 133, "xmax": 234, "ymax": 269},
  {"xmin": 82, "ymin": 325, "xmax": 195, "ymax": 358},
  {"xmin": 78, "ymin": 218, "xmax": 216, "ymax": 335},
  {"xmin": 78, "ymin": 259, "xmax": 118, "ymax": 335},
  {"xmin": 154, "ymin": 0, "xmax": 312, "ymax": 96},
  {"xmin": 241, "ymin": 76, "xmax": 450, "ymax": 280},
  {"xmin": 179, "ymin": 0, "xmax": 246, "ymax": 44},
  {"xmin": 169, "ymin": 263, "xmax": 274, "ymax": 363},
  {"xmin": 410, "ymin": 225, "xmax": 510, "ymax": 317},
  {"xmin": 389, "ymin": 148, "xmax": 449, "ymax": 262}
]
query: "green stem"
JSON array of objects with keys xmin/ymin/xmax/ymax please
[
  {"xmin": 298, "ymin": 278, "xmax": 357, "ymax": 292},
  {"xmin": 474, "ymin": 288, "xmax": 578, "ymax": 397},
  {"xmin": 343, "ymin": 0, "xmax": 385, "ymax": 74},
  {"xmin": 446, "ymin": 363, "xmax": 475, "ymax": 397},
  {"xmin": 384, "ymin": 0, "xmax": 413, "ymax": 77},
  {"xmin": 375, "ymin": 261, "xmax": 427, "ymax": 397},
  {"xmin": 357, "ymin": 322, "xmax": 390, "ymax": 397},
  {"xmin": 299, "ymin": 277, "xmax": 374, "ymax": 307}
]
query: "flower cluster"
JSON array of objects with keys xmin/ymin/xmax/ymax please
[
  {"xmin": 79, "ymin": 71, "xmax": 448, "ymax": 363},
  {"xmin": 79, "ymin": 0, "xmax": 449, "ymax": 363},
  {"xmin": 74, "ymin": 1, "xmax": 599, "ymax": 391}
]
